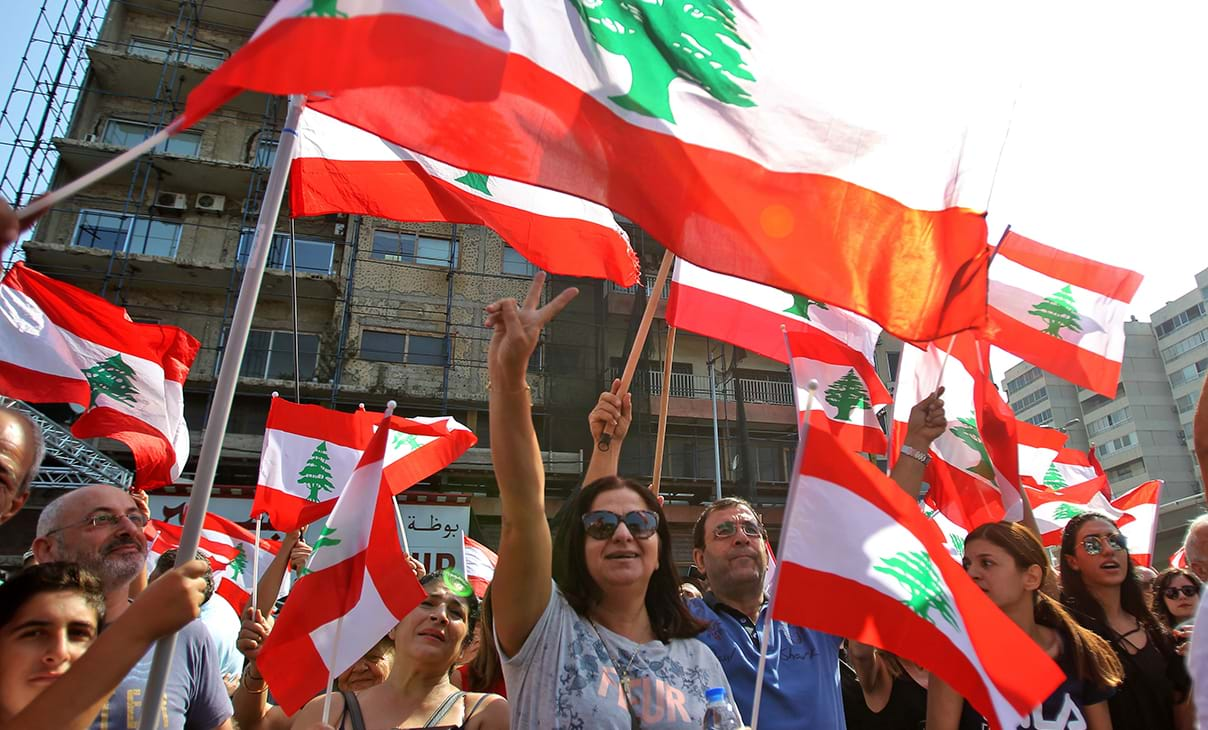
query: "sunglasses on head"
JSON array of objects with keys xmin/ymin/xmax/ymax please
[
  {"xmin": 712, "ymin": 519, "xmax": 763, "ymax": 541},
  {"xmin": 1164, "ymin": 585, "xmax": 1200, "ymax": 600},
  {"xmin": 1080, "ymin": 533, "xmax": 1127, "ymax": 556},
  {"xmin": 581, "ymin": 510, "xmax": 659, "ymax": 540}
]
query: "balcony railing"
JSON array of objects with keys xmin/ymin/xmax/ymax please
[
  {"xmin": 606, "ymin": 273, "xmax": 671, "ymax": 300},
  {"xmin": 610, "ymin": 368, "xmax": 793, "ymax": 406}
]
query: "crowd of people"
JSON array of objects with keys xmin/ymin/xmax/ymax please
[{"xmin": 0, "ymin": 261, "xmax": 1206, "ymax": 728}]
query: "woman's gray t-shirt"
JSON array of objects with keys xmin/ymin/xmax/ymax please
[{"xmin": 499, "ymin": 582, "xmax": 732, "ymax": 729}]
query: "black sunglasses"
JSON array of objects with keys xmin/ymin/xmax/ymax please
[
  {"xmin": 581, "ymin": 510, "xmax": 659, "ymax": 540},
  {"xmin": 1164, "ymin": 585, "xmax": 1200, "ymax": 600}
]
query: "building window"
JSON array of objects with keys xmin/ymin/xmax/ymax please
[
  {"xmin": 371, "ymin": 230, "xmax": 457, "ymax": 267},
  {"xmin": 126, "ymin": 37, "xmax": 226, "ymax": 70},
  {"xmin": 1010, "ymin": 387, "xmax": 1048, "ymax": 412},
  {"xmin": 754, "ymin": 443, "xmax": 788, "ymax": 483},
  {"xmin": 360, "ymin": 330, "xmax": 446, "ymax": 366},
  {"xmin": 1108, "ymin": 462, "xmax": 1137, "ymax": 481},
  {"xmin": 1005, "ymin": 367, "xmax": 1041, "ymax": 394},
  {"xmin": 1177, "ymin": 394, "xmax": 1197, "ymax": 413},
  {"xmin": 72, "ymin": 210, "xmax": 181, "ymax": 257},
  {"xmin": 1171, "ymin": 358, "xmax": 1208, "ymax": 386},
  {"xmin": 237, "ymin": 231, "xmax": 334, "ymax": 275},
  {"xmin": 102, "ymin": 119, "xmax": 202, "ymax": 157},
  {"xmin": 1025, "ymin": 409, "xmax": 1053, "ymax": 426},
  {"xmin": 1097, "ymin": 432, "xmax": 1137, "ymax": 457},
  {"xmin": 1163, "ymin": 329, "xmax": 1208, "ymax": 361},
  {"xmin": 253, "ymin": 138, "xmax": 278, "ymax": 168},
  {"xmin": 884, "ymin": 351, "xmax": 901, "ymax": 381},
  {"xmin": 502, "ymin": 244, "xmax": 538, "ymax": 277},
  {"xmin": 1087, "ymin": 407, "xmax": 1131, "ymax": 435},
  {"xmin": 238, "ymin": 330, "xmax": 319, "ymax": 381},
  {"xmin": 1155, "ymin": 302, "xmax": 1207, "ymax": 339}
]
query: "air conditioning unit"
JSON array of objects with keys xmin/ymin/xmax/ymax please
[
  {"xmin": 154, "ymin": 192, "xmax": 187, "ymax": 210},
  {"xmin": 84, "ymin": 133, "xmax": 98, "ymax": 143},
  {"xmin": 195, "ymin": 193, "xmax": 226, "ymax": 213},
  {"xmin": 334, "ymin": 222, "xmax": 347, "ymax": 236}
]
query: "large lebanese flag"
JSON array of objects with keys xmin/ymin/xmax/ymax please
[
  {"xmin": 666, "ymin": 259, "xmax": 881, "ymax": 365},
  {"xmin": 787, "ymin": 331, "xmax": 890, "ymax": 454},
  {"xmin": 257, "ymin": 414, "xmax": 426, "ymax": 715},
  {"xmin": 985, "ymin": 231, "xmax": 1143, "ymax": 397},
  {"xmin": 1113, "ymin": 480, "xmax": 1162, "ymax": 567},
  {"xmin": 892, "ymin": 334, "xmax": 1022, "ymax": 529},
  {"xmin": 254, "ymin": 397, "xmax": 477, "ymax": 530},
  {"xmin": 0, "ymin": 263, "xmax": 198, "ymax": 488},
  {"xmin": 774, "ymin": 426, "xmax": 1063, "ymax": 729},
  {"xmin": 291, "ymin": 107, "xmax": 639, "ymax": 286},
  {"xmin": 180, "ymin": 2, "xmax": 1017, "ymax": 342}
]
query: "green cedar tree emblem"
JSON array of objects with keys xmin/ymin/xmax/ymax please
[
  {"xmin": 874, "ymin": 551, "xmax": 958, "ymax": 629},
  {"xmin": 1052, "ymin": 503, "xmax": 1087, "ymax": 520},
  {"xmin": 824, "ymin": 369, "xmax": 870, "ymax": 421},
  {"xmin": 948, "ymin": 533, "xmax": 966, "ymax": 555},
  {"xmin": 783, "ymin": 293, "xmax": 829, "ymax": 321},
  {"xmin": 298, "ymin": 442, "xmax": 335, "ymax": 502},
  {"xmin": 229, "ymin": 544, "xmax": 247, "ymax": 581},
  {"xmin": 82, "ymin": 354, "xmax": 139, "ymax": 408},
  {"xmin": 949, "ymin": 416, "xmax": 995, "ymax": 481},
  {"xmin": 313, "ymin": 526, "xmax": 342, "ymax": 550},
  {"xmin": 1043, "ymin": 463, "xmax": 1068, "ymax": 491},
  {"xmin": 1028, "ymin": 285, "xmax": 1083, "ymax": 337},
  {"xmin": 454, "ymin": 171, "xmax": 492, "ymax": 196},
  {"xmin": 569, "ymin": 0, "xmax": 756, "ymax": 123},
  {"xmin": 391, "ymin": 432, "xmax": 425, "ymax": 455},
  {"xmin": 301, "ymin": 0, "xmax": 347, "ymax": 18},
  {"xmin": 924, "ymin": 508, "xmax": 939, "ymax": 520}
]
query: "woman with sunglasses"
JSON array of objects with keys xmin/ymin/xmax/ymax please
[
  {"xmin": 485, "ymin": 274, "xmax": 730, "ymax": 728},
  {"xmin": 1060, "ymin": 512, "xmax": 1193, "ymax": 730},
  {"xmin": 1151, "ymin": 568, "xmax": 1201, "ymax": 635}
]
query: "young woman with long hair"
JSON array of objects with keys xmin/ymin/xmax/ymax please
[
  {"xmin": 484, "ymin": 274, "xmax": 730, "ymax": 728},
  {"xmin": 1151, "ymin": 568, "xmax": 1201, "ymax": 631},
  {"xmin": 1060, "ymin": 512, "xmax": 1193, "ymax": 729},
  {"xmin": 928, "ymin": 521, "xmax": 1124, "ymax": 730}
]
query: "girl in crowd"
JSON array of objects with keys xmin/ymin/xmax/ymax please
[
  {"xmin": 484, "ymin": 274, "xmax": 730, "ymax": 728},
  {"xmin": 1, "ymin": 560, "xmax": 207, "ymax": 730},
  {"xmin": 845, "ymin": 643, "xmax": 927, "ymax": 730},
  {"xmin": 1060, "ymin": 513, "xmax": 1193, "ymax": 729},
  {"xmin": 456, "ymin": 585, "xmax": 506, "ymax": 698},
  {"xmin": 1151, "ymin": 568, "xmax": 1201, "ymax": 631},
  {"xmin": 928, "ymin": 521, "xmax": 1123, "ymax": 730},
  {"xmin": 245, "ymin": 570, "xmax": 506, "ymax": 730}
]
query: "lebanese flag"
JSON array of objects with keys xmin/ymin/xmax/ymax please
[
  {"xmin": 1025, "ymin": 446, "xmax": 1109, "ymax": 499},
  {"xmin": 1015, "ymin": 422, "xmax": 1067, "ymax": 490},
  {"xmin": 256, "ymin": 414, "xmax": 426, "ymax": 715},
  {"xmin": 774, "ymin": 426, "xmax": 1063, "ymax": 729},
  {"xmin": 892, "ymin": 334, "xmax": 1022, "ymax": 529},
  {"xmin": 923, "ymin": 506, "xmax": 970, "ymax": 564},
  {"xmin": 667, "ymin": 259, "xmax": 882, "ymax": 365},
  {"xmin": 145, "ymin": 519, "xmax": 239, "ymax": 574},
  {"xmin": 0, "ymin": 263, "xmax": 198, "ymax": 488},
  {"xmin": 291, "ymin": 107, "xmax": 639, "ymax": 286},
  {"xmin": 1028, "ymin": 481, "xmax": 1125, "ymax": 548},
  {"xmin": 191, "ymin": 512, "xmax": 291, "ymax": 615},
  {"xmin": 1112, "ymin": 480, "xmax": 1163, "ymax": 567},
  {"xmin": 985, "ymin": 231, "xmax": 1143, "ymax": 397},
  {"xmin": 463, "ymin": 535, "xmax": 497, "ymax": 599},
  {"xmin": 254, "ymin": 397, "xmax": 477, "ymax": 530},
  {"xmin": 787, "ymin": 331, "xmax": 890, "ymax": 454},
  {"xmin": 180, "ymin": 2, "xmax": 1017, "ymax": 343},
  {"xmin": 1171, "ymin": 547, "xmax": 1188, "ymax": 570}
]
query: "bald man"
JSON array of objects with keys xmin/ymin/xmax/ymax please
[
  {"xmin": 33, "ymin": 485, "xmax": 233, "ymax": 730},
  {"xmin": 0, "ymin": 405, "xmax": 44, "ymax": 524}
]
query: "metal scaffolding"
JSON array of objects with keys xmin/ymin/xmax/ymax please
[{"xmin": 1, "ymin": 396, "xmax": 133, "ymax": 488}]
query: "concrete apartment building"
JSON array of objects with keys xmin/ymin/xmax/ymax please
[
  {"xmin": 1, "ymin": 0, "xmax": 838, "ymax": 567},
  {"xmin": 1003, "ymin": 270, "xmax": 1208, "ymax": 563}
]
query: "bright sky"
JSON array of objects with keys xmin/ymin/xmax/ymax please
[{"xmin": 0, "ymin": 3, "xmax": 1203, "ymax": 323}]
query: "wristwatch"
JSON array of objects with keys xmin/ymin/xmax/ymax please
[{"xmin": 900, "ymin": 444, "xmax": 931, "ymax": 466}]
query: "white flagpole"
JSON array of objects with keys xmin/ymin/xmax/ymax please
[
  {"xmin": 751, "ymin": 378, "xmax": 819, "ymax": 730},
  {"xmin": 380, "ymin": 400, "xmax": 412, "ymax": 556},
  {"xmin": 251, "ymin": 518, "xmax": 262, "ymax": 614},
  {"xmin": 136, "ymin": 95, "xmax": 306, "ymax": 730},
  {"xmin": 320, "ymin": 615, "xmax": 347, "ymax": 726}
]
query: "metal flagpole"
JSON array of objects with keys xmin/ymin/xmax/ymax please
[
  {"xmin": 136, "ymin": 95, "xmax": 306, "ymax": 730},
  {"xmin": 707, "ymin": 350, "xmax": 723, "ymax": 502},
  {"xmin": 288, "ymin": 218, "xmax": 302, "ymax": 402}
]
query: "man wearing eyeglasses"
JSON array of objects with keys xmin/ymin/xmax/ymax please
[{"xmin": 31, "ymin": 484, "xmax": 234, "ymax": 730}]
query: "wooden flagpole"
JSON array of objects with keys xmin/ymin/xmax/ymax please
[
  {"xmin": 650, "ymin": 325, "xmax": 676, "ymax": 495},
  {"xmin": 136, "ymin": 95, "xmax": 306, "ymax": 730},
  {"xmin": 598, "ymin": 249, "xmax": 674, "ymax": 451}
]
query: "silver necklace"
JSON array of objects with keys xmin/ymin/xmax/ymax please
[{"xmin": 589, "ymin": 619, "xmax": 642, "ymax": 730}]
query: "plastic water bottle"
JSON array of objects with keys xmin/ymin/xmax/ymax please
[{"xmin": 701, "ymin": 687, "xmax": 742, "ymax": 729}]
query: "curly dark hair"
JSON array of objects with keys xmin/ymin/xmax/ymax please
[
  {"xmin": 553, "ymin": 476, "xmax": 707, "ymax": 642},
  {"xmin": 0, "ymin": 562, "xmax": 106, "ymax": 629},
  {"xmin": 1151, "ymin": 568, "xmax": 1202, "ymax": 629}
]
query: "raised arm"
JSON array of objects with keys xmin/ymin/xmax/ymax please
[
  {"xmin": 255, "ymin": 531, "xmax": 303, "ymax": 618},
  {"xmin": 889, "ymin": 388, "xmax": 946, "ymax": 500},
  {"xmin": 583, "ymin": 378, "xmax": 632, "ymax": 485},
  {"xmin": 486, "ymin": 273, "xmax": 579, "ymax": 656}
]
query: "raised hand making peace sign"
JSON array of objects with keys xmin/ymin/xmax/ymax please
[{"xmin": 484, "ymin": 272, "xmax": 579, "ymax": 388}]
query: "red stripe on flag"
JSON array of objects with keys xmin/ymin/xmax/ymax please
[
  {"xmin": 70, "ymin": 409, "xmax": 181, "ymax": 490},
  {"xmin": 291, "ymin": 158, "xmax": 639, "ymax": 287},
  {"xmin": 986, "ymin": 306, "xmax": 1122, "ymax": 397},
  {"xmin": 264, "ymin": 398, "xmax": 377, "ymax": 450},
  {"xmin": 997, "ymin": 231, "xmax": 1143, "ymax": 300},
  {"xmin": 252, "ymin": 487, "xmax": 337, "ymax": 533},
  {"xmin": 805, "ymin": 410, "xmax": 887, "ymax": 455},
  {"xmin": 0, "ymin": 360, "xmax": 90, "ymax": 405},
  {"xmin": 788, "ymin": 330, "xmax": 889, "ymax": 403},
  {"xmin": 666, "ymin": 282, "xmax": 820, "ymax": 364}
]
